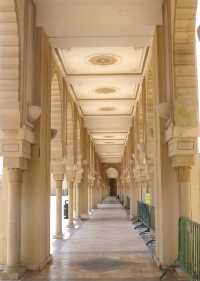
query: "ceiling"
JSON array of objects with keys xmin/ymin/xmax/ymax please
[{"xmin": 34, "ymin": 0, "xmax": 163, "ymax": 163}]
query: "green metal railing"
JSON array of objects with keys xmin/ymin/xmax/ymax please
[
  {"xmin": 137, "ymin": 201, "xmax": 155, "ymax": 231},
  {"xmin": 178, "ymin": 217, "xmax": 200, "ymax": 281}
]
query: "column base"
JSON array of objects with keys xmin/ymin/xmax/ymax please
[
  {"xmin": 53, "ymin": 233, "xmax": 63, "ymax": 240},
  {"xmin": 67, "ymin": 221, "xmax": 75, "ymax": 228},
  {"xmin": 0, "ymin": 266, "xmax": 26, "ymax": 280},
  {"xmin": 80, "ymin": 213, "xmax": 90, "ymax": 220},
  {"xmin": 74, "ymin": 217, "xmax": 81, "ymax": 223},
  {"xmin": 26, "ymin": 255, "xmax": 52, "ymax": 271}
]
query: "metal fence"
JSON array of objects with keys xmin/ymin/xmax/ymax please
[
  {"xmin": 178, "ymin": 217, "xmax": 200, "ymax": 281},
  {"xmin": 137, "ymin": 201, "xmax": 155, "ymax": 231}
]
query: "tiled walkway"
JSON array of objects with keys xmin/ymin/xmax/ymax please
[{"xmin": 24, "ymin": 197, "xmax": 161, "ymax": 281}]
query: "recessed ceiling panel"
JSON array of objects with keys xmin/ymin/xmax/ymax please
[
  {"xmin": 91, "ymin": 132, "xmax": 127, "ymax": 140},
  {"xmin": 85, "ymin": 115, "xmax": 132, "ymax": 131},
  {"xmin": 80, "ymin": 100, "xmax": 134, "ymax": 115},
  {"xmin": 59, "ymin": 47, "xmax": 147, "ymax": 74},
  {"xmin": 71, "ymin": 77, "xmax": 138, "ymax": 100},
  {"xmin": 100, "ymin": 157, "xmax": 121, "ymax": 163},
  {"xmin": 94, "ymin": 139, "xmax": 125, "ymax": 145}
]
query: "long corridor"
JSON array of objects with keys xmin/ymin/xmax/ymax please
[{"xmin": 24, "ymin": 198, "xmax": 161, "ymax": 281}]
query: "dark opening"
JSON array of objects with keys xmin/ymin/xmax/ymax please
[{"xmin": 109, "ymin": 178, "xmax": 117, "ymax": 196}]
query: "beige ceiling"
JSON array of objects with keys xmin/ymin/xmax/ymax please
[{"xmin": 33, "ymin": 0, "xmax": 163, "ymax": 163}]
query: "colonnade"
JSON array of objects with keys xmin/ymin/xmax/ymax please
[
  {"xmin": 0, "ymin": 0, "xmax": 199, "ymax": 279},
  {"xmin": 117, "ymin": 0, "xmax": 200, "ymax": 266}
]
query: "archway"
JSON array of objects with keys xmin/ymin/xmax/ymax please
[
  {"xmin": 66, "ymin": 98, "xmax": 75, "ymax": 227},
  {"xmin": 106, "ymin": 167, "xmax": 119, "ymax": 196},
  {"xmin": 50, "ymin": 72, "xmax": 66, "ymax": 242},
  {"xmin": 51, "ymin": 73, "xmax": 63, "ymax": 160}
]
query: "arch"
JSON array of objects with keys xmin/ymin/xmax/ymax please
[
  {"xmin": 0, "ymin": 0, "xmax": 20, "ymax": 129},
  {"xmin": 106, "ymin": 167, "xmax": 119, "ymax": 179},
  {"xmin": 173, "ymin": 0, "xmax": 198, "ymax": 127},
  {"xmin": 51, "ymin": 73, "xmax": 63, "ymax": 160},
  {"xmin": 66, "ymin": 99, "xmax": 74, "ymax": 165}
]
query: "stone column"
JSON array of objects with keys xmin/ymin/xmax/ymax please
[
  {"xmin": 68, "ymin": 181, "xmax": 74, "ymax": 228},
  {"xmin": 7, "ymin": 168, "xmax": 23, "ymax": 270},
  {"xmin": 75, "ymin": 183, "xmax": 80, "ymax": 220},
  {"xmin": 90, "ymin": 184, "xmax": 93, "ymax": 210},
  {"xmin": 175, "ymin": 166, "xmax": 191, "ymax": 218},
  {"xmin": 53, "ymin": 174, "xmax": 64, "ymax": 239}
]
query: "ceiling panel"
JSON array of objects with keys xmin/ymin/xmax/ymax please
[
  {"xmin": 91, "ymin": 132, "xmax": 127, "ymax": 139},
  {"xmin": 80, "ymin": 100, "xmax": 134, "ymax": 116},
  {"xmin": 70, "ymin": 76, "xmax": 138, "ymax": 100},
  {"xmin": 85, "ymin": 116, "xmax": 132, "ymax": 132},
  {"xmin": 94, "ymin": 139, "xmax": 126, "ymax": 145},
  {"xmin": 33, "ymin": 0, "xmax": 162, "ymax": 163},
  {"xmin": 59, "ymin": 47, "xmax": 147, "ymax": 74}
]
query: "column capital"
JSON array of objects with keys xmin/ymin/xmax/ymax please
[
  {"xmin": 51, "ymin": 162, "xmax": 66, "ymax": 174},
  {"xmin": 53, "ymin": 173, "xmax": 64, "ymax": 182},
  {"xmin": 0, "ymin": 126, "xmax": 36, "ymax": 169},
  {"xmin": 88, "ymin": 174, "xmax": 95, "ymax": 184},
  {"xmin": 7, "ymin": 168, "xmax": 23, "ymax": 183},
  {"xmin": 66, "ymin": 165, "xmax": 76, "ymax": 182},
  {"xmin": 165, "ymin": 123, "xmax": 197, "ymax": 168},
  {"xmin": 175, "ymin": 166, "xmax": 191, "ymax": 183},
  {"xmin": 133, "ymin": 164, "xmax": 149, "ymax": 183}
]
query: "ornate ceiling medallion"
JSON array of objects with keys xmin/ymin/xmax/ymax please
[
  {"xmin": 95, "ymin": 87, "xmax": 116, "ymax": 94},
  {"xmin": 88, "ymin": 54, "xmax": 120, "ymax": 66},
  {"xmin": 99, "ymin": 106, "xmax": 115, "ymax": 112}
]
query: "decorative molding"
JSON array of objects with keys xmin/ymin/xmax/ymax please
[
  {"xmin": 165, "ymin": 123, "xmax": 197, "ymax": 168},
  {"xmin": 171, "ymin": 155, "xmax": 194, "ymax": 169},
  {"xmin": 175, "ymin": 166, "xmax": 191, "ymax": 183},
  {"xmin": 158, "ymin": 102, "xmax": 170, "ymax": 120},
  {"xmin": 28, "ymin": 105, "xmax": 41, "ymax": 123}
]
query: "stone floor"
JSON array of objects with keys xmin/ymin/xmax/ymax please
[{"xmin": 23, "ymin": 197, "xmax": 162, "ymax": 281}]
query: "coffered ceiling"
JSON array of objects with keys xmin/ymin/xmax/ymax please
[{"xmin": 33, "ymin": 0, "xmax": 163, "ymax": 163}]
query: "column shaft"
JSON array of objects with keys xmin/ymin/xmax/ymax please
[
  {"xmin": 75, "ymin": 183, "xmax": 80, "ymax": 219},
  {"xmin": 68, "ymin": 181, "xmax": 74, "ymax": 227},
  {"xmin": 176, "ymin": 166, "xmax": 191, "ymax": 218},
  {"xmin": 55, "ymin": 180, "xmax": 63, "ymax": 238},
  {"xmin": 7, "ymin": 168, "xmax": 23, "ymax": 269}
]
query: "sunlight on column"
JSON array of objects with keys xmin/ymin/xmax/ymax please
[
  {"xmin": 196, "ymin": 1, "xmax": 200, "ymax": 151},
  {"xmin": 0, "ymin": 157, "xmax": 3, "ymax": 188},
  {"xmin": 0, "ymin": 157, "xmax": 3, "ymax": 174}
]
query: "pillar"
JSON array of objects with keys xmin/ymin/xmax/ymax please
[
  {"xmin": 68, "ymin": 181, "xmax": 74, "ymax": 228},
  {"xmin": 175, "ymin": 166, "xmax": 191, "ymax": 218},
  {"xmin": 7, "ymin": 168, "xmax": 23, "ymax": 270},
  {"xmin": 75, "ymin": 183, "xmax": 80, "ymax": 220},
  {"xmin": 53, "ymin": 174, "xmax": 64, "ymax": 239}
]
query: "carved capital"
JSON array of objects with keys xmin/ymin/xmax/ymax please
[
  {"xmin": 165, "ymin": 123, "xmax": 197, "ymax": 169},
  {"xmin": 51, "ymin": 162, "xmax": 65, "ymax": 174},
  {"xmin": 0, "ymin": 126, "xmax": 35, "ymax": 162},
  {"xmin": 53, "ymin": 173, "xmax": 64, "ymax": 181},
  {"xmin": 66, "ymin": 165, "xmax": 76, "ymax": 182},
  {"xmin": 168, "ymin": 137, "xmax": 196, "ymax": 158},
  {"xmin": 133, "ymin": 164, "xmax": 149, "ymax": 183},
  {"xmin": 74, "ymin": 168, "xmax": 83, "ymax": 184},
  {"xmin": 3, "ymin": 157, "xmax": 28, "ymax": 170},
  {"xmin": 175, "ymin": 166, "xmax": 191, "ymax": 183}
]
